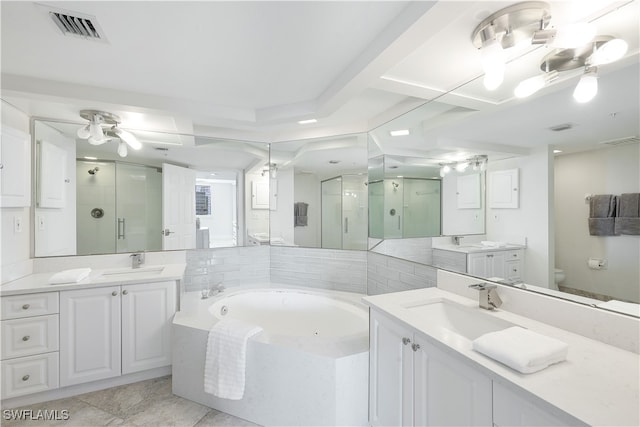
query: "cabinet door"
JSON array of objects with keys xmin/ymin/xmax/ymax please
[
  {"xmin": 121, "ymin": 281, "xmax": 176, "ymax": 374},
  {"xmin": 415, "ymin": 337, "xmax": 493, "ymax": 426},
  {"xmin": 60, "ymin": 286, "xmax": 121, "ymax": 386},
  {"xmin": 38, "ymin": 140, "xmax": 67, "ymax": 208},
  {"xmin": 489, "ymin": 169, "xmax": 519, "ymax": 208},
  {"xmin": 467, "ymin": 253, "xmax": 488, "ymax": 277},
  {"xmin": 370, "ymin": 310, "xmax": 414, "ymax": 427},
  {"xmin": 0, "ymin": 126, "xmax": 31, "ymax": 207},
  {"xmin": 489, "ymin": 251, "xmax": 507, "ymax": 278}
]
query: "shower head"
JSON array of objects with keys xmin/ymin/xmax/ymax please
[{"xmin": 88, "ymin": 167, "xmax": 100, "ymax": 175}]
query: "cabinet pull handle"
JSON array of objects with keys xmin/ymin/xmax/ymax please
[
  {"xmin": 22, "ymin": 304, "xmax": 30, "ymax": 310},
  {"xmin": 22, "ymin": 335, "xmax": 30, "ymax": 341},
  {"xmin": 112, "ymin": 291, "xmax": 118, "ymax": 296},
  {"xmin": 402, "ymin": 337, "xmax": 411, "ymax": 345},
  {"xmin": 412, "ymin": 343, "xmax": 421, "ymax": 352},
  {"xmin": 122, "ymin": 290, "xmax": 128, "ymax": 295},
  {"xmin": 22, "ymin": 375, "xmax": 30, "ymax": 381}
]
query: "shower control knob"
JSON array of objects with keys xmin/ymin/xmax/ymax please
[{"xmin": 402, "ymin": 337, "xmax": 411, "ymax": 345}]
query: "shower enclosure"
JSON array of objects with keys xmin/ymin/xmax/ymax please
[
  {"xmin": 76, "ymin": 160, "xmax": 162, "ymax": 255},
  {"xmin": 321, "ymin": 175, "xmax": 368, "ymax": 250},
  {"xmin": 368, "ymin": 178, "xmax": 441, "ymax": 239}
]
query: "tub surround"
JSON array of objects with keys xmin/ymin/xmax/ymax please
[{"xmin": 364, "ymin": 286, "xmax": 639, "ymax": 426}]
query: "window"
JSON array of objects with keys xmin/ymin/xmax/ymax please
[{"xmin": 195, "ymin": 185, "xmax": 212, "ymax": 215}]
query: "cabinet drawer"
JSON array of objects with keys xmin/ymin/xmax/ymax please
[
  {"xmin": 1, "ymin": 293, "xmax": 59, "ymax": 320},
  {"xmin": 505, "ymin": 261, "xmax": 522, "ymax": 280},
  {"xmin": 1, "ymin": 352, "xmax": 59, "ymax": 399},
  {"xmin": 1, "ymin": 315, "xmax": 59, "ymax": 360},
  {"xmin": 504, "ymin": 250, "xmax": 522, "ymax": 261}
]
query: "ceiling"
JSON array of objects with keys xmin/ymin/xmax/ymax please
[{"xmin": 2, "ymin": 1, "xmax": 639, "ymax": 160}]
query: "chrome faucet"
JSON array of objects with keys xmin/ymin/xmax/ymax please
[
  {"xmin": 130, "ymin": 253, "xmax": 144, "ymax": 269},
  {"xmin": 468, "ymin": 283, "xmax": 503, "ymax": 310},
  {"xmin": 452, "ymin": 235, "xmax": 464, "ymax": 245}
]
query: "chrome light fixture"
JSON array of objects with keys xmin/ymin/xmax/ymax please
[
  {"xmin": 440, "ymin": 155, "xmax": 488, "ymax": 177},
  {"xmin": 77, "ymin": 110, "xmax": 142, "ymax": 157}
]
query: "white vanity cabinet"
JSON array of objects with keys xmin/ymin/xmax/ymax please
[
  {"xmin": 60, "ymin": 281, "xmax": 176, "ymax": 387},
  {"xmin": 467, "ymin": 249, "xmax": 523, "ymax": 281},
  {"xmin": 369, "ymin": 309, "xmax": 492, "ymax": 426},
  {"xmin": 0, "ymin": 292, "xmax": 60, "ymax": 399}
]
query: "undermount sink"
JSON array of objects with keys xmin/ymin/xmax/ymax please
[
  {"xmin": 100, "ymin": 266, "xmax": 165, "ymax": 278},
  {"xmin": 403, "ymin": 298, "xmax": 516, "ymax": 341}
]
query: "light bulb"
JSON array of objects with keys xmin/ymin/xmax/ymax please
[
  {"xmin": 514, "ymin": 75, "xmax": 546, "ymax": 98},
  {"xmin": 481, "ymin": 39, "xmax": 505, "ymax": 90},
  {"xmin": 590, "ymin": 38, "xmax": 628, "ymax": 65},
  {"xmin": 88, "ymin": 136, "xmax": 108, "ymax": 145},
  {"xmin": 117, "ymin": 141, "xmax": 128, "ymax": 157},
  {"xmin": 89, "ymin": 122, "xmax": 104, "ymax": 141},
  {"xmin": 573, "ymin": 70, "xmax": 598, "ymax": 103},
  {"xmin": 77, "ymin": 124, "xmax": 90, "ymax": 139},
  {"xmin": 114, "ymin": 127, "xmax": 141, "ymax": 150},
  {"xmin": 456, "ymin": 162, "xmax": 469, "ymax": 172},
  {"xmin": 551, "ymin": 23, "xmax": 596, "ymax": 48}
]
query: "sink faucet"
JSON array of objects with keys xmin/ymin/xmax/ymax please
[
  {"xmin": 468, "ymin": 283, "xmax": 503, "ymax": 310},
  {"xmin": 130, "ymin": 253, "xmax": 145, "ymax": 269},
  {"xmin": 452, "ymin": 236, "xmax": 464, "ymax": 245}
]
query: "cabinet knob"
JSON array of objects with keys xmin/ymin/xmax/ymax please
[
  {"xmin": 22, "ymin": 335, "xmax": 30, "ymax": 341},
  {"xmin": 122, "ymin": 290, "xmax": 128, "ymax": 295},
  {"xmin": 112, "ymin": 291, "xmax": 118, "ymax": 296},
  {"xmin": 22, "ymin": 304, "xmax": 30, "ymax": 310},
  {"xmin": 411, "ymin": 343, "xmax": 421, "ymax": 352},
  {"xmin": 22, "ymin": 374, "xmax": 30, "ymax": 381},
  {"xmin": 402, "ymin": 337, "xmax": 411, "ymax": 345}
]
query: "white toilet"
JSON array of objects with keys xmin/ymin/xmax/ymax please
[{"xmin": 554, "ymin": 268, "xmax": 566, "ymax": 285}]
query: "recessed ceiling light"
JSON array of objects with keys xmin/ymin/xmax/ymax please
[
  {"xmin": 329, "ymin": 160, "xmax": 341, "ymax": 164},
  {"xmin": 390, "ymin": 129, "xmax": 410, "ymax": 137},
  {"xmin": 553, "ymin": 149, "xmax": 563, "ymax": 154},
  {"xmin": 83, "ymin": 156, "xmax": 97, "ymax": 160},
  {"xmin": 298, "ymin": 119, "xmax": 317, "ymax": 125}
]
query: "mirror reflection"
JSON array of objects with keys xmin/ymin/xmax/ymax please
[
  {"xmin": 269, "ymin": 133, "xmax": 368, "ymax": 249},
  {"xmin": 33, "ymin": 119, "xmax": 269, "ymax": 257}
]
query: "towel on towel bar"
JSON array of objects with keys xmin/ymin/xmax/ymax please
[
  {"xmin": 614, "ymin": 193, "xmax": 640, "ymax": 235},
  {"xmin": 588, "ymin": 194, "xmax": 617, "ymax": 236},
  {"xmin": 204, "ymin": 318, "xmax": 263, "ymax": 400},
  {"xmin": 472, "ymin": 326, "xmax": 568, "ymax": 374},
  {"xmin": 48, "ymin": 268, "xmax": 92, "ymax": 284}
]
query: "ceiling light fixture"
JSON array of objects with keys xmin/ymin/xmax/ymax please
[
  {"xmin": 573, "ymin": 67, "xmax": 599, "ymax": 103},
  {"xmin": 77, "ymin": 110, "xmax": 142, "ymax": 157},
  {"xmin": 439, "ymin": 155, "xmax": 488, "ymax": 177},
  {"xmin": 514, "ymin": 70, "xmax": 558, "ymax": 98},
  {"xmin": 390, "ymin": 129, "xmax": 410, "ymax": 137},
  {"xmin": 298, "ymin": 119, "xmax": 317, "ymax": 125}
]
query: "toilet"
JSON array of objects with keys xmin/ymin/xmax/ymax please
[{"xmin": 554, "ymin": 268, "xmax": 566, "ymax": 285}]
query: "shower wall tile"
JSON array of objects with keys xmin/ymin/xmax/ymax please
[
  {"xmin": 184, "ymin": 246, "xmax": 270, "ymax": 292},
  {"xmin": 367, "ymin": 252, "xmax": 436, "ymax": 295},
  {"xmin": 270, "ymin": 246, "xmax": 367, "ymax": 294}
]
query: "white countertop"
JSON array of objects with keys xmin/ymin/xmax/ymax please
[
  {"xmin": 363, "ymin": 288, "xmax": 639, "ymax": 427},
  {"xmin": 433, "ymin": 243, "xmax": 525, "ymax": 254},
  {"xmin": 0, "ymin": 263, "xmax": 186, "ymax": 296}
]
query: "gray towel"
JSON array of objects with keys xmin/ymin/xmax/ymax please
[
  {"xmin": 294, "ymin": 202, "xmax": 309, "ymax": 227},
  {"xmin": 588, "ymin": 194, "xmax": 617, "ymax": 236},
  {"xmin": 614, "ymin": 193, "xmax": 640, "ymax": 235}
]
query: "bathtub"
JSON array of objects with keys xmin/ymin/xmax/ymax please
[{"xmin": 172, "ymin": 286, "xmax": 369, "ymax": 426}]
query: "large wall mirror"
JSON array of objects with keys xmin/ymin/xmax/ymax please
[
  {"xmin": 269, "ymin": 133, "xmax": 368, "ymax": 250},
  {"xmin": 367, "ymin": 60, "xmax": 639, "ymax": 315},
  {"xmin": 33, "ymin": 118, "xmax": 270, "ymax": 257}
]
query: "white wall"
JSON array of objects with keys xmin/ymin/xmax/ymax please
[
  {"xmin": 1, "ymin": 102, "xmax": 32, "ymax": 282},
  {"xmin": 34, "ymin": 121, "xmax": 76, "ymax": 256},
  {"xmin": 486, "ymin": 147, "xmax": 552, "ymax": 288},
  {"xmin": 554, "ymin": 144, "xmax": 640, "ymax": 303},
  {"xmin": 294, "ymin": 173, "xmax": 321, "ymax": 247}
]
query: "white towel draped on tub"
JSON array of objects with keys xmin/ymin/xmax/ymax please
[
  {"xmin": 472, "ymin": 326, "xmax": 568, "ymax": 374},
  {"xmin": 204, "ymin": 318, "xmax": 263, "ymax": 400},
  {"xmin": 48, "ymin": 268, "xmax": 92, "ymax": 284}
]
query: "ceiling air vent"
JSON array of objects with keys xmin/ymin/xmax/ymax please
[
  {"xmin": 599, "ymin": 136, "xmax": 640, "ymax": 147},
  {"xmin": 549, "ymin": 123, "xmax": 574, "ymax": 132},
  {"xmin": 49, "ymin": 9, "xmax": 106, "ymax": 42}
]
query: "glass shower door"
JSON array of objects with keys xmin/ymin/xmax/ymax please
[
  {"xmin": 321, "ymin": 177, "xmax": 342, "ymax": 249},
  {"xmin": 403, "ymin": 178, "xmax": 441, "ymax": 237},
  {"xmin": 342, "ymin": 175, "xmax": 367, "ymax": 250}
]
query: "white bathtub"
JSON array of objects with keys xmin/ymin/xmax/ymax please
[{"xmin": 172, "ymin": 286, "xmax": 369, "ymax": 426}]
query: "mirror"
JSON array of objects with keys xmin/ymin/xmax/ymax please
[
  {"xmin": 367, "ymin": 61, "xmax": 639, "ymax": 312},
  {"xmin": 33, "ymin": 118, "xmax": 270, "ymax": 257},
  {"xmin": 269, "ymin": 133, "xmax": 368, "ymax": 249}
]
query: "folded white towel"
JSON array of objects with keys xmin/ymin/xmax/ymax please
[
  {"xmin": 204, "ymin": 318, "xmax": 263, "ymax": 400},
  {"xmin": 472, "ymin": 326, "xmax": 568, "ymax": 374},
  {"xmin": 48, "ymin": 268, "xmax": 92, "ymax": 284}
]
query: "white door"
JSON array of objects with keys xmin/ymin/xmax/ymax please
[
  {"xmin": 38, "ymin": 140, "xmax": 67, "ymax": 208},
  {"xmin": 121, "ymin": 281, "xmax": 176, "ymax": 374},
  {"xmin": 59, "ymin": 287, "xmax": 121, "ymax": 386},
  {"xmin": 0, "ymin": 126, "xmax": 31, "ymax": 207},
  {"xmin": 370, "ymin": 310, "xmax": 414, "ymax": 427},
  {"xmin": 162, "ymin": 163, "xmax": 196, "ymax": 250}
]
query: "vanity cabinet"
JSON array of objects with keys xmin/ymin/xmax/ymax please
[
  {"xmin": 0, "ymin": 292, "xmax": 60, "ymax": 399},
  {"xmin": 369, "ymin": 309, "xmax": 492, "ymax": 426},
  {"xmin": 467, "ymin": 249, "xmax": 523, "ymax": 281},
  {"xmin": 60, "ymin": 281, "xmax": 176, "ymax": 387}
]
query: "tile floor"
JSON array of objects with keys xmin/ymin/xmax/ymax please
[{"xmin": 2, "ymin": 376, "xmax": 260, "ymax": 427}]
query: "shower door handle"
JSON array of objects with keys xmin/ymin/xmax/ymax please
[
  {"xmin": 344, "ymin": 218, "xmax": 348, "ymax": 233},
  {"xmin": 398, "ymin": 216, "xmax": 401, "ymax": 230},
  {"xmin": 162, "ymin": 228, "xmax": 174, "ymax": 236},
  {"xmin": 117, "ymin": 218, "xmax": 125, "ymax": 239}
]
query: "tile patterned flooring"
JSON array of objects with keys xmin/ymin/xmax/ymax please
[{"xmin": 2, "ymin": 376, "xmax": 260, "ymax": 427}]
